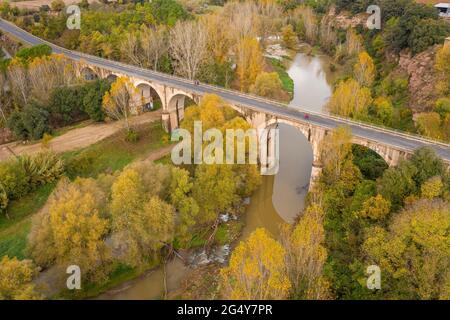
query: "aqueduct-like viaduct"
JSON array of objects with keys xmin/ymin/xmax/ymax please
[{"xmin": 1, "ymin": 18, "xmax": 449, "ymax": 185}]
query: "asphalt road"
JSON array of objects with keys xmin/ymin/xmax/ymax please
[{"xmin": 1, "ymin": 18, "xmax": 449, "ymax": 161}]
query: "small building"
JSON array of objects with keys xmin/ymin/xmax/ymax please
[{"xmin": 435, "ymin": 3, "xmax": 450, "ymax": 18}]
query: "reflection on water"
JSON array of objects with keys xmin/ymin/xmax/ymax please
[
  {"xmin": 272, "ymin": 124, "xmax": 313, "ymax": 223},
  {"xmin": 287, "ymin": 53, "xmax": 334, "ymax": 112},
  {"xmin": 241, "ymin": 175, "xmax": 286, "ymax": 240}
]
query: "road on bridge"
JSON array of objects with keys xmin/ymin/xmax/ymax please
[{"xmin": 1, "ymin": 18, "xmax": 449, "ymax": 162}]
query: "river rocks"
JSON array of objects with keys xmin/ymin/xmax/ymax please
[{"xmin": 188, "ymin": 245, "xmax": 232, "ymax": 267}]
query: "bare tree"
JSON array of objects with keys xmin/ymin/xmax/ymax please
[
  {"xmin": 257, "ymin": 1, "xmax": 283, "ymax": 47},
  {"xmin": 102, "ymin": 77, "xmax": 138, "ymax": 132},
  {"xmin": 120, "ymin": 31, "xmax": 142, "ymax": 67},
  {"xmin": 141, "ymin": 26, "xmax": 167, "ymax": 71},
  {"xmin": 169, "ymin": 20, "xmax": 207, "ymax": 80},
  {"xmin": 7, "ymin": 61, "xmax": 28, "ymax": 106},
  {"xmin": 28, "ymin": 54, "xmax": 76, "ymax": 103},
  {"xmin": 223, "ymin": 1, "xmax": 259, "ymax": 44}
]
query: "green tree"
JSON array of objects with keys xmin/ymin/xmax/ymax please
[
  {"xmin": 82, "ymin": 80, "xmax": 110, "ymax": 121},
  {"xmin": 193, "ymin": 164, "xmax": 237, "ymax": 225},
  {"xmin": 377, "ymin": 160, "xmax": 417, "ymax": 210},
  {"xmin": 410, "ymin": 147, "xmax": 445, "ymax": 187}
]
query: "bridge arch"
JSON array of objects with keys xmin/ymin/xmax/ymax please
[
  {"xmin": 80, "ymin": 67, "xmax": 98, "ymax": 81},
  {"xmin": 135, "ymin": 82, "xmax": 164, "ymax": 112},
  {"xmin": 105, "ymin": 73, "xmax": 118, "ymax": 83},
  {"xmin": 167, "ymin": 93, "xmax": 198, "ymax": 128},
  {"xmin": 258, "ymin": 119, "xmax": 314, "ymax": 222}
]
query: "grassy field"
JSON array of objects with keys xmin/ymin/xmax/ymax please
[
  {"xmin": 63, "ymin": 121, "xmax": 170, "ymax": 178},
  {"xmin": 0, "ymin": 121, "xmax": 170, "ymax": 260}
]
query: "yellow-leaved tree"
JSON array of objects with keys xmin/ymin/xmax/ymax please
[
  {"xmin": 110, "ymin": 167, "xmax": 175, "ymax": 267},
  {"xmin": 27, "ymin": 177, "xmax": 111, "ymax": 284},
  {"xmin": 281, "ymin": 24, "xmax": 297, "ymax": 49},
  {"xmin": 221, "ymin": 228, "xmax": 291, "ymax": 300},
  {"xmin": 280, "ymin": 204, "xmax": 330, "ymax": 299},
  {"xmin": 102, "ymin": 76, "xmax": 139, "ymax": 132},
  {"xmin": 0, "ymin": 256, "xmax": 43, "ymax": 300},
  {"xmin": 327, "ymin": 78, "xmax": 372, "ymax": 119},
  {"xmin": 236, "ymin": 37, "xmax": 264, "ymax": 92},
  {"xmin": 319, "ymin": 126, "xmax": 360, "ymax": 187},
  {"xmin": 353, "ymin": 51, "xmax": 375, "ymax": 87},
  {"xmin": 250, "ymin": 72, "xmax": 283, "ymax": 99},
  {"xmin": 363, "ymin": 199, "xmax": 450, "ymax": 299}
]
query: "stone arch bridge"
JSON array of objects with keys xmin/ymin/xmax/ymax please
[{"xmin": 1, "ymin": 18, "xmax": 449, "ymax": 185}]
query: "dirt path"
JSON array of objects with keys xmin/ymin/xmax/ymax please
[{"xmin": 0, "ymin": 110, "xmax": 162, "ymax": 161}]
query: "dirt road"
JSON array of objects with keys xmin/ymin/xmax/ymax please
[{"xmin": 0, "ymin": 110, "xmax": 162, "ymax": 161}]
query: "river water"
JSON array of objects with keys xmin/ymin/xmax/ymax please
[{"xmin": 96, "ymin": 52, "xmax": 334, "ymax": 300}]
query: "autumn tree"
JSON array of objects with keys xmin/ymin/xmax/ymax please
[
  {"xmin": 0, "ymin": 256, "xmax": 43, "ymax": 300},
  {"xmin": 421, "ymin": 176, "xmax": 443, "ymax": 199},
  {"xmin": 27, "ymin": 177, "xmax": 111, "ymax": 283},
  {"xmin": 169, "ymin": 20, "xmax": 207, "ymax": 80},
  {"xmin": 280, "ymin": 205, "xmax": 330, "ymax": 299},
  {"xmin": 223, "ymin": 1, "xmax": 259, "ymax": 44},
  {"xmin": 250, "ymin": 72, "xmax": 283, "ymax": 99},
  {"xmin": 416, "ymin": 112, "xmax": 444, "ymax": 140},
  {"xmin": 221, "ymin": 228, "xmax": 291, "ymax": 300},
  {"xmin": 354, "ymin": 51, "xmax": 375, "ymax": 87},
  {"xmin": 192, "ymin": 163, "xmax": 237, "ymax": 225},
  {"xmin": 169, "ymin": 167, "xmax": 199, "ymax": 244},
  {"xmin": 110, "ymin": 167, "xmax": 175, "ymax": 266},
  {"xmin": 371, "ymin": 97, "xmax": 393, "ymax": 126},
  {"xmin": 141, "ymin": 25, "xmax": 167, "ymax": 71},
  {"xmin": 346, "ymin": 28, "xmax": 363, "ymax": 56},
  {"xmin": 102, "ymin": 77, "xmax": 138, "ymax": 132},
  {"xmin": 7, "ymin": 59, "xmax": 28, "ymax": 105},
  {"xmin": 292, "ymin": 6, "xmax": 318, "ymax": 44},
  {"xmin": 257, "ymin": 1, "xmax": 283, "ymax": 47},
  {"xmin": 236, "ymin": 37, "xmax": 264, "ymax": 92},
  {"xmin": 364, "ymin": 199, "xmax": 450, "ymax": 299},
  {"xmin": 281, "ymin": 24, "xmax": 297, "ymax": 49},
  {"xmin": 319, "ymin": 126, "xmax": 356, "ymax": 186},
  {"xmin": 358, "ymin": 194, "xmax": 391, "ymax": 221},
  {"xmin": 327, "ymin": 79, "xmax": 372, "ymax": 119}
]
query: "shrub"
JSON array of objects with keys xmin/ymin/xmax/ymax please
[
  {"xmin": 125, "ymin": 129, "xmax": 139, "ymax": 143},
  {"xmin": 81, "ymin": 80, "xmax": 110, "ymax": 122},
  {"xmin": 7, "ymin": 102, "xmax": 50, "ymax": 140},
  {"xmin": 46, "ymin": 86, "xmax": 84, "ymax": 127},
  {"xmin": 64, "ymin": 151, "xmax": 95, "ymax": 178},
  {"xmin": 41, "ymin": 133, "xmax": 53, "ymax": 149},
  {"xmin": 18, "ymin": 151, "xmax": 64, "ymax": 190},
  {"xmin": 0, "ymin": 160, "xmax": 29, "ymax": 200}
]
